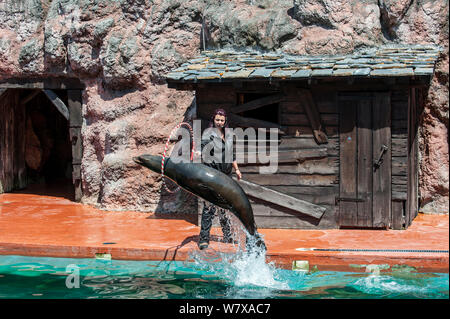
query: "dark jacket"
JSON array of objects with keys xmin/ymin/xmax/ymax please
[{"xmin": 200, "ymin": 129, "xmax": 235, "ymax": 176}]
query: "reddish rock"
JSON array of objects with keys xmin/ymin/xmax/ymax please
[{"xmin": 0, "ymin": 0, "xmax": 448, "ymax": 214}]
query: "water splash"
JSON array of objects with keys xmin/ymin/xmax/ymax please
[
  {"xmin": 187, "ymin": 213, "xmax": 290, "ymax": 294},
  {"xmin": 352, "ymin": 272, "xmax": 449, "ymax": 298}
]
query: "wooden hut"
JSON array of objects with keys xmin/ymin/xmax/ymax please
[{"xmin": 165, "ymin": 45, "xmax": 440, "ymax": 230}]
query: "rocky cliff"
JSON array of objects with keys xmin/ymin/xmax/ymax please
[{"xmin": 0, "ymin": 0, "xmax": 448, "ymax": 214}]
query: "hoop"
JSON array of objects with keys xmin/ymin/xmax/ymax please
[{"xmin": 161, "ymin": 122, "xmax": 194, "ymax": 193}]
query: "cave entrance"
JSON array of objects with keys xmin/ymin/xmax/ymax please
[{"xmin": 0, "ymin": 80, "xmax": 83, "ymax": 201}]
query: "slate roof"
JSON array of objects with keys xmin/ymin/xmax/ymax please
[{"xmin": 165, "ymin": 45, "xmax": 441, "ymax": 83}]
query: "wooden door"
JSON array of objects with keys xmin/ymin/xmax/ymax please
[
  {"xmin": 338, "ymin": 92, "xmax": 391, "ymax": 228},
  {"xmin": 0, "ymin": 89, "xmax": 27, "ymax": 194}
]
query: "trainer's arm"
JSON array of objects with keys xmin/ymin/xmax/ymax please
[{"xmin": 232, "ymin": 161, "xmax": 241, "ymax": 180}]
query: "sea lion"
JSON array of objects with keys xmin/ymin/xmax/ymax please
[{"xmin": 133, "ymin": 154, "xmax": 266, "ymax": 251}]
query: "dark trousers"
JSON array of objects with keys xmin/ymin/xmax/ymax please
[{"xmin": 199, "ymin": 201, "xmax": 232, "ymax": 243}]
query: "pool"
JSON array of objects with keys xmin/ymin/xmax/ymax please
[{"xmin": 0, "ymin": 252, "xmax": 448, "ymax": 299}]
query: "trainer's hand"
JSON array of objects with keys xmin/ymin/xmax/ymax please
[
  {"xmin": 235, "ymin": 169, "xmax": 242, "ymax": 180},
  {"xmin": 193, "ymin": 150, "xmax": 201, "ymax": 159}
]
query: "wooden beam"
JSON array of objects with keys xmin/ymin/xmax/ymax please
[
  {"xmin": 0, "ymin": 88, "xmax": 7, "ymax": 99},
  {"xmin": 234, "ymin": 178, "xmax": 326, "ymax": 219},
  {"xmin": 299, "ymin": 89, "xmax": 328, "ymax": 144},
  {"xmin": 231, "ymin": 93, "xmax": 284, "ymax": 114},
  {"xmin": 43, "ymin": 89, "xmax": 69, "ymax": 120},
  {"xmin": 0, "ymin": 77, "xmax": 85, "ymax": 90},
  {"xmin": 20, "ymin": 89, "xmax": 41, "ymax": 105}
]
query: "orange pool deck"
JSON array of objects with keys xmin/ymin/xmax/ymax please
[{"xmin": 0, "ymin": 190, "xmax": 448, "ymax": 273}]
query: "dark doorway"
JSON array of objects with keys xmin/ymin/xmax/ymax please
[
  {"xmin": 24, "ymin": 89, "xmax": 74, "ymax": 199},
  {"xmin": 0, "ymin": 89, "xmax": 74, "ymax": 200}
]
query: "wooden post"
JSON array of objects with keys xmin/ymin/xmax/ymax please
[
  {"xmin": 43, "ymin": 89, "xmax": 70, "ymax": 120},
  {"xmin": 67, "ymin": 90, "xmax": 83, "ymax": 202},
  {"xmin": 406, "ymin": 88, "xmax": 418, "ymax": 227},
  {"xmin": 14, "ymin": 90, "xmax": 27, "ymax": 189}
]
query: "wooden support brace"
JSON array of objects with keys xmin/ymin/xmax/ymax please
[
  {"xmin": 298, "ymin": 89, "xmax": 328, "ymax": 144},
  {"xmin": 0, "ymin": 88, "xmax": 7, "ymax": 99},
  {"xmin": 234, "ymin": 178, "xmax": 326, "ymax": 219},
  {"xmin": 43, "ymin": 89, "xmax": 70, "ymax": 120},
  {"xmin": 21, "ymin": 89, "xmax": 41, "ymax": 105}
]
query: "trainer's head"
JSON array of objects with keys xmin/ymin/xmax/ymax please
[{"xmin": 209, "ymin": 108, "xmax": 228, "ymax": 129}]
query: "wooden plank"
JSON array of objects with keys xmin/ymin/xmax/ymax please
[
  {"xmin": 279, "ymin": 137, "xmax": 338, "ymax": 155},
  {"xmin": 67, "ymin": 90, "xmax": 83, "ymax": 127},
  {"xmin": 2, "ymin": 90, "xmax": 14, "ymax": 192},
  {"xmin": 236, "ymin": 137, "xmax": 339, "ymax": 154},
  {"xmin": 43, "ymin": 89, "xmax": 69, "ymax": 120},
  {"xmin": 67, "ymin": 89, "xmax": 83, "ymax": 201},
  {"xmin": 392, "ymin": 191, "xmax": 407, "ymax": 201},
  {"xmin": 251, "ymin": 215, "xmax": 336, "ymax": 229},
  {"xmin": 251, "ymin": 200, "xmax": 337, "ymax": 229},
  {"xmin": 0, "ymin": 88, "xmax": 7, "ymax": 99},
  {"xmin": 372, "ymin": 92, "xmax": 391, "ymax": 229},
  {"xmin": 196, "ymin": 86, "xmax": 236, "ymax": 104},
  {"xmin": 14, "ymin": 91, "xmax": 26, "ymax": 189},
  {"xmin": 20, "ymin": 89, "xmax": 41, "ymax": 105},
  {"xmin": 280, "ymin": 101, "xmax": 304, "ymax": 113},
  {"xmin": 392, "ymin": 119, "xmax": 407, "ymax": 129},
  {"xmin": 263, "ymin": 185, "xmax": 339, "ymax": 208},
  {"xmin": 309, "ymin": 89, "xmax": 338, "ymax": 113},
  {"xmin": 338, "ymin": 100, "xmax": 358, "ymax": 227},
  {"xmin": 284, "ymin": 125, "xmax": 338, "ymax": 137},
  {"xmin": 248, "ymin": 201, "xmax": 333, "ymax": 219},
  {"xmin": 299, "ymin": 89, "xmax": 328, "ymax": 144},
  {"xmin": 392, "ymin": 157, "xmax": 407, "ymax": 175},
  {"xmin": 0, "ymin": 77, "xmax": 85, "ymax": 90},
  {"xmin": 357, "ymin": 98, "xmax": 373, "ymax": 228},
  {"xmin": 235, "ymin": 148, "xmax": 328, "ymax": 165},
  {"xmin": 392, "ymin": 138, "xmax": 408, "ymax": 156},
  {"xmin": 234, "ymin": 178, "xmax": 326, "ymax": 219},
  {"xmin": 206, "ymin": 210, "xmax": 337, "ymax": 229},
  {"xmin": 242, "ymin": 173, "xmax": 337, "ymax": 186},
  {"xmin": 231, "ymin": 93, "xmax": 284, "ymax": 114},
  {"xmin": 392, "ymin": 102, "xmax": 408, "ymax": 120},
  {"xmin": 268, "ymin": 185, "xmax": 338, "ymax": 196},
  {"xmin": 69, "ymin": 128, "xmax": 82, "ymax": 164},
  {"xmin": 393, "ymin": 175, "xmax": 407, "ymax": 185},
  {"xmin": 0, "ymin": 92, "xmax": 5, "ymax": 193},
  {"xmin": 280, "ymin": 113, "xmax": 338, "ymax": 127},
  {"xmin": 238, "ymin": 157, "xmax": 339, "ymax": 175},
  {"xmin": 391, "ymin": 200, "xmax": 405, "ymax": 230},
  {"xmin": 406, "ymin": 87, "xmax": 419, "ymax": 227},
  {"xmin": 393, "ymin": 184, "xmax": 407, "ymax": 194}
]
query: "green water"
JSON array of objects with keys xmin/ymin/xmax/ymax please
[{"xmin": 0, "ymin": 255, "xmax": 448, "ymax": 299}]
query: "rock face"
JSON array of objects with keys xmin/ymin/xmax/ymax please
[{"xmin": 0, "ymin": 0, "xmax": 448, "ymax": 214}]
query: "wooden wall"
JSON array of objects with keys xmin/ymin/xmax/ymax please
[
  {"xmin": 196, "ymin": 82, "xmax": 338, "ymax": 229},
  {"xmin": 0, "ymin": 89, "xmax": 27, "ymax": 193},
  {"xmin": 195, "ymin": 82, "xmax": 417, "ymax": 230}
]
